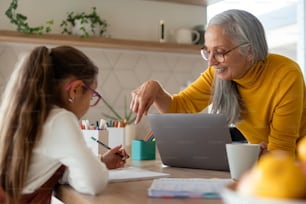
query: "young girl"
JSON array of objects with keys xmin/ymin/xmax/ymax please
[{"xmin": 0, "ymin": 46, "xmax": 129, "ymax": 204}]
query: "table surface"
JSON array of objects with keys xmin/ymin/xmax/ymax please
[{"xmin": 55, "ymin": 157, "xmax": 232, "ymax": 204}]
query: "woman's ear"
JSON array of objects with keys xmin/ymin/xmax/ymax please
[
  {"xmin": 66, "ymin": 80, "xmax": 84, "ymax": 102},
  {"xmin": 247, "ymin": 46, "xmax": 254, "ymax": 62}
]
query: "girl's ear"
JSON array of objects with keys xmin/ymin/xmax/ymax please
[{"xmin": 66, "ymin": 80, "xmax": 84, "ymax": 99}]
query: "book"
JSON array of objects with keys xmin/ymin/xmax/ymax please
[
  {"xmin": 148, "ymin": 178, "xmax": 232, "ymax": 198},
  {"xmin": 109, "ymin": 167, "xmax": 169, "ymax": 183}
]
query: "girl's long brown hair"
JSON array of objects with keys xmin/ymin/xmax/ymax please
[{"xmin": 0, "ymin": 46, "xmax": 98, "ymax": 203}]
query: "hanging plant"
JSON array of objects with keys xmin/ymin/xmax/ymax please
[
  {"xmin": 60, "ymin": 7, "xmax": 108, "ymax": 38},
  {"xmin": 5, "ymin": 0, "xmax": 53, "ymax": 35}
]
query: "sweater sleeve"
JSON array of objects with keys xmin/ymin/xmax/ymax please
[
  {"xmin": 268, "ymin": 69, "xmax": 305, "ymax": 154},
  {"xmin": 168, "ymin": 67, "xmax": 214, "ymax": 113},
  {"xmin": 42, "ymin": 110, "xmax": 108, "ymax": 195}
]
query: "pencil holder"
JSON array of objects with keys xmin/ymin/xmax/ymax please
[
  {"xmin": 132, "ymin": 140, "xmax": 156, "ymax": 160},
  {"xmin": 108, "ymin": 127, "xmax": 125, "ymax": 148},
  {"xmin": 82, "ymin": 130, "xmax": 108, "ymax": 155}
]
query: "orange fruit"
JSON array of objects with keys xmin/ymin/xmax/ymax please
[
  {"xmin": 298, "ymin": 136, "xmax": 306, "ymax": 162},
  {"xmin": 237, "ymin": 151, "xmax": 306, "ymax": 199}
]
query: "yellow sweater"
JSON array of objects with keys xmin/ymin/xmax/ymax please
[{"xmin": 168, "ymin": 54, "xmax": 306, "ymax": 155}]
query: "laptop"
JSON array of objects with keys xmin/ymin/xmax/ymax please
[{"xmin": 148, "ymin": 113, "xmax": 231, "ymax": 171}]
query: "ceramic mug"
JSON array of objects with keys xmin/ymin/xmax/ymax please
[
  {"xmin": 175, "ymin": 28, "xmax": 200, "ymax": 44},
  {"xmin": 226, "ymin": 143, "xmax": 260, "ymax": 180}
]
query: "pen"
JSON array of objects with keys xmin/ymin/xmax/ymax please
[{"xmin": 91, "ymin": 136, "xmax": 126, "ymax": 160}]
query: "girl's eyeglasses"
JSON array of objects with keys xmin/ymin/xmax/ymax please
[
  {"xmin": 65, "ymin": 82, "xmax": 102, "ymax": 107},
  {"xmin": 82, "ymin": 83, "xmax": 102, "ymax": 107}
]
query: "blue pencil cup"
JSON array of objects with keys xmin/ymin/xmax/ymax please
[{"xmin": 132, "ymin": 140, "xmax": 156, "ymax": 160}]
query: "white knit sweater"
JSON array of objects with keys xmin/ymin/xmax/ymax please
[{"xmin": 23, "ymin": 107, "xmax": 108, "ymax": 195}]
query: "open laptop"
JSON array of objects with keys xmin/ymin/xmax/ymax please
[{"xmin": 148, "ymin": 113, "xmax": 231, "ymax": 171}]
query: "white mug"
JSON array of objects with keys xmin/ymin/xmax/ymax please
[
  {"xmin": 226, "ymin": 143, "xmax": 260, "ymax": 180},
  {"xmin": 175, "ymin": 28, "xmax": 200, "ymax": 44}
]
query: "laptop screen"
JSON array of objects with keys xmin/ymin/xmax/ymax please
[{"xmin": 148, "ymin": 113, "xmax": 231, "ymax": 171}]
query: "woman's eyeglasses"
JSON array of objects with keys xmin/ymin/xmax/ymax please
[{"xmin": 201, "ymin": 42, "xmax": 249, "ymax": 63}]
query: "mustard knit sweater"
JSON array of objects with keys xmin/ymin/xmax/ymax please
[{"xmin": 168, "ymin": 54, "xmax": 306, "ymax": 155}]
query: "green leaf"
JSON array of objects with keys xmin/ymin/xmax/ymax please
[
  {"xmin": 45, "ymin": 27, "xmax": 51, "ymax": 33},
  {"xmin": 46, "ymin": 20, "xmax": 54, "ymax": 25},
  {"xmin": 100, "ymin": 96, "xmax": 123, "ymax": 120}
]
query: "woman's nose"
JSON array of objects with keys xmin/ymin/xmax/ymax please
[{"xmin": 207, "ymin": 54, "xmax": 219, "ymax": 67}]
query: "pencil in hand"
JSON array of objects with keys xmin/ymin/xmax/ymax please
[{"xmin": 91, "ymin": 136, "xmax": 126, "ymax": 160}]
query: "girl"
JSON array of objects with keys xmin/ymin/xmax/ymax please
[{"xmin": 0, "ymin": 46, "xmax": 129, "ymax": 203}]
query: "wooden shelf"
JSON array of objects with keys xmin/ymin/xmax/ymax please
[
  {"xmin": 0, "ymin": 30, "xmax": 202, "ymax": 54},
  {"xmin": 148, "ymin": 0, "xmax": 222, "ymax": 6},
  {"xmin": 148, "ymin": 0, "xmax": 205, "ymax": 6}
]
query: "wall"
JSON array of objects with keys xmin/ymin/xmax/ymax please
[
  {"xmin": 0, "ymin": 0, "xmax": 207, "ymax": 137},
  {"xmin": 0, "ymin": 0, "xmax": 206, "ymax": 42},
  {"xmin": 0, "ymin": 42, "xmax": 206, "ymax": 138}
]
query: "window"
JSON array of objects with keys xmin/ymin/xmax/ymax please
[{"xmin": 206, "ymin": 0, "xmax": 305, "ymax": 77}]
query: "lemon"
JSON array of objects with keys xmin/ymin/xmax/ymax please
[
  {"xmin": 237, "ymin": 151, "xmax": 306, "ymax": 199},
  {"xmin": 298, "ymin": 136, "xmax": 306, "ymax": 162}
]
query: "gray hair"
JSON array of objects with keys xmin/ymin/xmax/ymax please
[{"xmin": 208, "ymin": 9, "xmax": 268, "ymax": 125}]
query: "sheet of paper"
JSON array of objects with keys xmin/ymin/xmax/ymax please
[
  {"xmin": 148, "ymin": 178, "xmax": 232, "ymax": 198},
  {"xmin": 109, "ymin": 167, "xmax": 169, "ymax": 183}
]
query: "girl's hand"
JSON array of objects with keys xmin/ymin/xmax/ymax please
[{"xmin": 101, "ymin": 145, "xmax": 130, "ymax": 169}]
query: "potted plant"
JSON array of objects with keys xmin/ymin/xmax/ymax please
[
  {"xmin": 60, "ymin": 7, "xmax": 108, "ymax": 38},
  {"xmin": 100, "ymin": 96, "xmax": 137, "ymax": 148},
  {"xmin": 5, "ymin": 0, "xmax": 53, "ymax": 35},
  {"xmin": 101, "ymin": 96, "xmax": 136, "ymax": 127}
]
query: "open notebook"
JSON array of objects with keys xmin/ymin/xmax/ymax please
[
  {"xmin": 109, "ymin": 167, "xmax": 169, "ymax": 183},
  {"xmin": 148, "ymin": 113, "xmax": 232, "ymax": 171}
]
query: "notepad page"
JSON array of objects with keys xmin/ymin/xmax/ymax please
[
  {"xmin": 109, "ymin": 167, "xmax": 169, "ymax": 183},
  {"xmin": 148, "ymin": 178, "xmax": 232, "ymax": 198}
]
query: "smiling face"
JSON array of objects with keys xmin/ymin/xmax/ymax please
[{"xmin": 204, "ymin": 25, "xmax": 253, "ymax": 80}]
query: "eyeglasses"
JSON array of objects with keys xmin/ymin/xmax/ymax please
[
  {"xmin": 82, "ymin": 83, "xmax": 102, "ymax": 107},
  {"xmin": 65, "ymin": 81, "xmax": 102, "ymax": 107},
  {"xmin": 200, "ymin": 43, "xmax": 249, "ymax": 63}
]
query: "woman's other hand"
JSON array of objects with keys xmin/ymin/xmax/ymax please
[{"xmin": 259, "ymin": 141, "xmax": 268, "ymax": 157}]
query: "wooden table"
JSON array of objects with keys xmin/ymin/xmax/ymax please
[{"xmin": 55, "ymin": 158, "xmax": 231, "ymax": 204}]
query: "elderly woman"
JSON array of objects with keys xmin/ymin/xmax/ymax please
[{"xmin": 130, "ymin": 9, "xmax": 306, "ymax": 156}]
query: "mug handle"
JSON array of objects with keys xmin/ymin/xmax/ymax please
[{"xmin": 191, "ymin": 30, "xmax": 200, "ymax": 44}]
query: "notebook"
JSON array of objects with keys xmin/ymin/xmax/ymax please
[
  {"xmin": 148, "ymin": 113, "xmax": 231, "ymax": 171},
  {"xmin": 148, "ymin": 178, "xmax": 232, "ymax": 198},
  {"xmin": 109, "ymin": 167, "xmax": 169, "ymax": 183}
]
